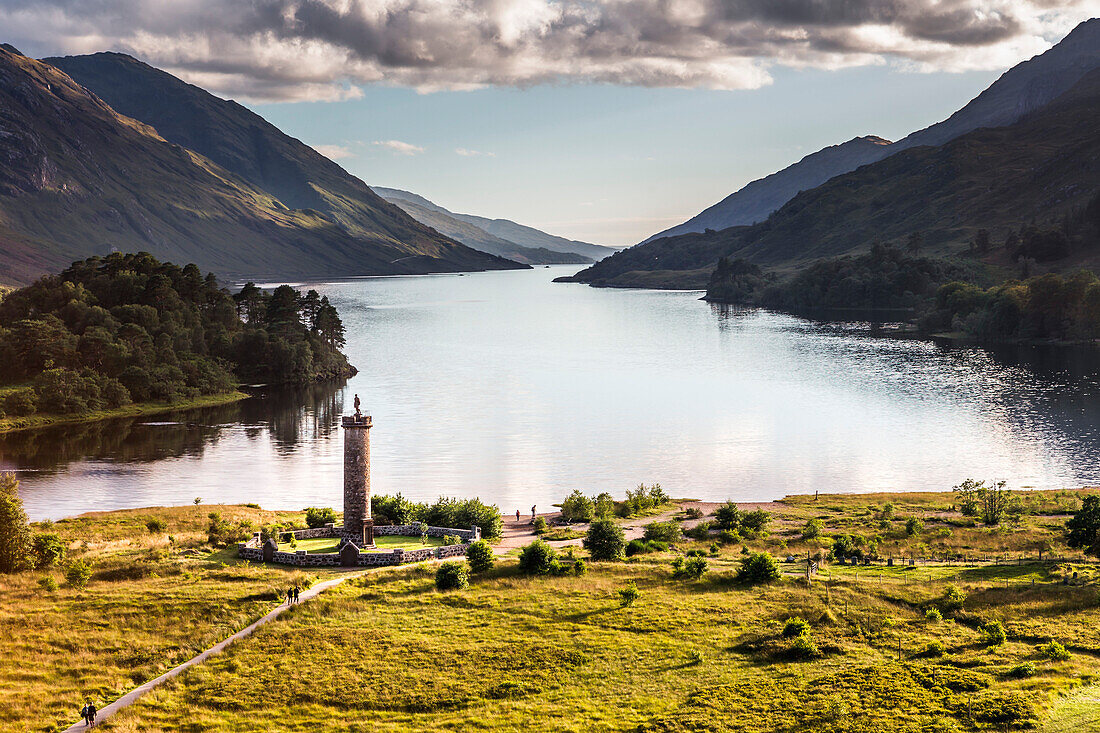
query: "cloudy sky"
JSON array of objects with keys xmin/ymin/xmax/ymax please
[{"xmin": 1, "ymin": 0, "xmax": 1093, "ymax": 245}]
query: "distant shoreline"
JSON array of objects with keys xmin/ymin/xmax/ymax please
[{"xmin": 0, "ymin": 390, "xmax": 250, "ymax": 435}]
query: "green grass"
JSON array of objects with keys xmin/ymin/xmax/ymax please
[
  {"xmin": 0, "ymin": 391, "xmax": 250, "ymax": 435},
  {"xmin": 279, "ymin": 535, "xmax": 445, "ymax": 554}
]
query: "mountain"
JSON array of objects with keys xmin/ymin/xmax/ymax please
[
  {"xmin": 38, "ymin": 51, "xmax": 522, "ymax": 282},
  {"xmin": 564, "ymin": 67, "xmax": 1100, "ymax": 289},
  {"xmin": 376, "ymin": 187, "xmax": 617, "ymax": 261},
  {"xmin": 644, "ymin": 18, "xmax": 1100, "ymax": 244},
  {"xmin": 373, "ymin": 188, "xmax": 592, "ymax": 265}
]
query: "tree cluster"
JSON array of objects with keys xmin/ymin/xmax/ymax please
[
  {"xmin": 0, "ymin": 253, "xmax": 354, "ymax": 417},
  {"xmin": 925, "ymin": 270, "xmax": 1100, "ymax": 341}
]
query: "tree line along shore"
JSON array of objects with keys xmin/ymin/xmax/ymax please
[
  {"xmin": 0, "ymin": 252, "xmax": 355, "ymax": 434},
  {"xmin": 4, "ymin": 479, "xmax": 1100, "ymax": 731}
]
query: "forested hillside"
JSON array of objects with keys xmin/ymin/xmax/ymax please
[{"xmin": 0, "ymin": 253, "xmax": 353, "ymax": 419}]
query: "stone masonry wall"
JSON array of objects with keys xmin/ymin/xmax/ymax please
[{"xmin": 237, "ymin": 525, "xmax": 478, "ymax": 567}]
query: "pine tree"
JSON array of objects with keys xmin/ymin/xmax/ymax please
[{"xmin": 0, "ymin": 473, "xmax": 30, "ymax": 573}]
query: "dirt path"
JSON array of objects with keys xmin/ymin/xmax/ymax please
[
  {"xmin": 495, "ymin": 505, "xmax": 689, "ymax": 553},
  {"xmin": 61, "ymin": 571, "xmax": 363, "ymax": 732}
]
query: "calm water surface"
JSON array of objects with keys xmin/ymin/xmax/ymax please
[{"xmin": 8, "ymin": 266, "xmax": 1100, "ymax": 521}]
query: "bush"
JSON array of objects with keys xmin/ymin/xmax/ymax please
[
  {"xmin": 714, "ymin": 501, "xmax": 742, "ymax": 530},
  {"xmin": 737, "ymin": 552, "xmax": 780, "ymax": 585},
  {"xmin": 787, "ymin": 634, "xmax": 819, "ymax": 660},
  {"xmin": 741, "ymin": 509, "xmax": 771, "ymax": 534},
  {"xmin": 465, "ymin": 539, "xmax": 494, "ymax": 573},
  {"xmin": 441, "ymin": 534, "xmax": 461, "ymax": 546},
  {"xmin": 593, "ymin": 493, "xmax": 615, "ymax": 519},
  {"xmin": 38, "ymin": 575, "xmax": 59, "ymax": 592},
  {"xmin": 572, "ymin": 559, "xmax": 587, "ymax": 576},
  {"xmin": 1007, "ymin": 662, "xmax": 1036, "ymax": 679},
  {"xmin": 371, "ymin": 493, "xmax": 420, "ymax": 525},
  {"xmin": 145, "ymin": 518, "xmax": 167, "ymax": 533},
  {"xmin": 619, "ymin": 580, "xmax": 640, "ymax": 607},
  {"xmin": 3, "ymin": 387, "xmax": 37, "ymax": 416},
  {"xmin": 717, "ymin": 529, "xmax": 740, "ymax": 545},
  {"xmin": 65, "ymin": 559, "xmax": 92, "ymax": 589},
  {"xmin": 783, "ymin": 617, "xmax": 810, "ymax": 638},
  {"xmin": 560, "ymin": 490, "xmax": 595, "ymax": 523},
  {"xmin": 683, "ymin": 507, "xmax": 704, "ymax": 520},
  {"xmin": 940, "ymin": 585, "xmax": 967, "ymax": 613},
  {"xmin": 583, "ymin": 518, "xmax": 625, "ymax": 561},
  {"xmin": 0, "ymin": 473, "xmax": 30, "ymax": 573},
  {"xmin": 905, "ymin": 517, "xmax": 923, "ymax": 536},
  {"xmin": 684, "ymin": 521, "xmax": 713, "ymax": 541},
  {"xmin": 625, "ymin": 538, "xmax": 649, "ymax": 557},
  {"xmin": 419, "ymin": 497, "xmax": 504, "ymax": 542},
  {"xmin": 31, "ymin": 533, "xmax": 64, "ymax": 568},
  {"xmin": 671, "ymin": 556, "xmax": 708, "ymax": 580},
  {"xmin": 981, "ymin": 621, "xmax": 1007, "ymax": 646},
  {"xmin": 207, "ymin": 512, "xmax": 253, "ymax": 547},
  {"xmin": 922, "ymin": 641, "xmax": 946, "ymax": 657},
  {"xmin": 801, "ymin": 519, "xmax": 823, "ymax": 539},
  {"xmin": 518, "ymin": 540, "xmax": 558, "ymax": 575},
  {"xmin": 618, "ymin": 483, "xmax": 668, "ymax": 517},
  {"xmin": 304, "ymin": 506, "xmax": 338, "ymax": 528},
  {"xmin": 533, "ymin": 516, "xmax": 548, "ymax": 535},
  {"xmin": 435, "ymin": 561, "xmax": 470, "ymax": 591},
  {"xmin": 1038, "ymin": 640, "xmax": 1070, "ymax": 661},
  {"xmin": 925, "ymin": 608, "xmax": 943, "ymax": 623},
  {"xmin": 643, "ymin": 521, "xmax": 681, "ymax": 543}
]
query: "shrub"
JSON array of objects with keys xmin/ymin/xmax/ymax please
[
  {"xmin": 717, "ymin": 529, "xmax": 740, "ymax": 545},
  {"xmin": 145, "ymin": 518, "xmax": 167, "ymax": 533},
  {"xmin": 518, "ymin": 540, "xmax": 558, "ymax": 575},
  {"xmin": 687, "ymin": 650, "xmax": 704, "ymax": 665},
  {"xmin": 787, "ymin": 634, "xmax": 819, "ymax": 660},
  {"xmin": 1038, "ymin": 640, "xmax": 1070, "ymax": 661},
  {"xmin": 922, "ymin": 641, "xmax": 945, "ymax": 657},
  {"xmin": 31, "ymin": 532, "xmax": 64, "ymax": 568},
  {"xmin": 925, "ymin": 608, "xmax": 943, "ymax": 623},
  {"xmin": 465, "ymin": 539, "xmax": 495, "ymax": 573},
  {"xmin": 939, "ymin": 585, "xmax": 967, "ymax": 613},
  {"xmin": 672, "ymin": 556, "xmax": 708, "ymax": 580},
  {"xmin": 419, "ymin": 497, "xmax": 504, "ymax": 542},
  {"xmin": 304, "ymin": 506, "xmax": 338, "ymax": 528},
  {"xmin": 560, "ymin": 490, "xmax": 595, "ymax": 523},
  {"xmin": 618, "ymin": 483, "xmax": 669, "ymax": 517},
  {"xmin": 981, "ymin": 621, "xmax": 1007, "ymax": 646},
  {"xmin": 65, "ymin": 559, "xmax": 92, "ymax": 589},
  {"xmin": 625, "ymin": 538, "xmax": 649, "ymax": 557},
  {"xmin": 714, "ymin": 501, "xmax": 742, "ymax": 530},
  {"xmin": 783, "ymin": 617, "xmax": 810, "ymax": 638},
  {"xmin": 38, "ymin": 575, "xmax": 59, "ymax": 592},
  {"xmin": 435, "ymin": 561, "xmax": 470, "ymax": 591},
  {"xmin": 593, "ymin": 493, "xmax": 615, "ymax": 519},
  {"xmin": 619, "ymin": 580, "xmax": 640, "ymax": 607},
  {"xmin": 801, "ymin": 519, "xmax": 823, "ymax": 539},
  {"xmin": 737, "ymin": 552, "xmax": 780, "ymax": 585},
  {"xmin": 740, "ymin": 509, "xmax": 771, "ymax": 534},
  {"xmin": 709, "ymin": 542, "xmax": 720, "ymax": 555},
  {"xmin": 3, "ymin": 387, "xmax": 37, "ymax": 416},
  {"xmin": 207, "ymin": 512, "xmax": 253, "ymax": 547},
  {"xmin": 370, "ymin": 493, "xmax": 420, "ymax": 525},
  {"xmin": 583, "ymin": 518, "xmax": 625, "ymax": 561},
  {"xmin": 683, "ymin": 507, "xmax": 704, "ymax": 520},
  {"xmin": 443, "ymin": 534, "xmax": 461, "ymax": 546},
  {"xmin": 1007, "ymin": 662, "xmax": 1036, "ymax": 679},
  {"xmin": 0, "ymin": 473, "xmax": 31, "ymax": 573},
  {"xmin": 905, "ymin": 517, "xmax": 923, "ymax": 536},
  {"xmin": 532, "ymin": 516, "xmax": 548, "ymax": 535},
  {"xmin": 643, "ymin": 520, "xmax": 681, "ymax": 543},
  {"xmin": 684, "ymin": 521, "xmax": 713, "ymax": 541},
  {"xmin": 572, "ymin": 559, "xmax": 587, "ymax": 576}
]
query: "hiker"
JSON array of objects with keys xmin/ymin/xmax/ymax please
[
  {"xmin": 516, "ymin": 509, "xmax": 521, "ymax": 523},
  {"xmin": 293, "ymin": 585, "xmax": 300, "ymax": 603},
  {"xmin": 87, "ymin": 702, "xmax": 97, "ymax": 725},
  {"xmin": 286, "ymin": 588, "xmax": 293, "ymax": 605},
  {"xmin": 80, "ymin": 702, "xmax": 90, "ymax": 726},
  {"xmin": 531, "ymin": 505, "xmax": 536, "ymax": 521}
]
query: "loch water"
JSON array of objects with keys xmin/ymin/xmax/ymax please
[{"xmin": 8, "ymin": 265, "xmax": 1100, "ymax": 521}]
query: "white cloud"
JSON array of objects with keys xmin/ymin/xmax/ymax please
[
  {"xmin": 2, "ymin": 0, "xmax": 1094, "ymax": 101},
  {"xmin": 455, "ymin": 148, "xmax": 495, "ymax": 157},
  {"xmin": 312, "ymin": 143, "xmax": 355, "ymax": 159},
  {"xmin": 372, "ymin": 139, "xmax": 425, "ymax": 155}
]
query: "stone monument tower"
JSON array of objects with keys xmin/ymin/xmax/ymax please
[{"xmin": 342, "ymin": 394, "xmax": 373, "ymax": 545}]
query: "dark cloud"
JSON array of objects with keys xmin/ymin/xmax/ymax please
[{"xmin": 0, "ymin": 0, "xmax": 1088, "ymax": 100}]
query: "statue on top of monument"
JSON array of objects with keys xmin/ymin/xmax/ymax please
[{"xmin": 353, "ymin": 394, "xmax": 362, "ymax": 418}]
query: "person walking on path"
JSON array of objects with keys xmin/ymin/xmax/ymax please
[
  {"xmin": 285, "ymin": 588, "xmax": 293, "ymax": 605},
  {"xmin": 293, "ymin": 586, "xmax": 300, "ymax": 604},
  {"xmin": 531, "ymin": 505, "xmax": 536, "ymax": 522},
  {"xmin": 80, "ymin": 703, "xmax": 89, "ymax": 726},
  {"xmin": 516, "ymin": 509, "xmax": 521, "ymax": 523},
  {"xmin": 87, "ymin": 702, "xmax": 96, "ymax": 726}
]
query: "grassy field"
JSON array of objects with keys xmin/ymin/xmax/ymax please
[
  {"xmin": 9, "ymin": 489, "xmax": 1100, "ymax": 732},
  {"xmin": 278, "ymin": 535, "xmax": 445, "ymax": 554},
  {"xmin": 0, "ymin": 390, "xmax": 250, "ymax": 435},
  {"xmin": 0, "ymin": 505, "xmax": 344, "ymax": 732}
]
